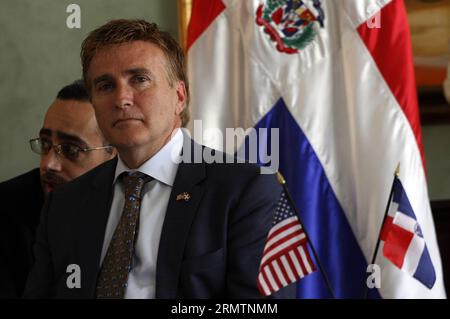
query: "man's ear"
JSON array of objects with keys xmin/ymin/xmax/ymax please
[
  {"xmin": 175, "ymin": 81, "xmax": 187, "ymax": 116},
  {"xmin": 109, "ymin": 147, "xmax": 117, "ymax": 159}
]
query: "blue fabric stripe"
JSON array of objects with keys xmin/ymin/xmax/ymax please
[
  {"xmin": 244, "ymin": 98, "xmax": 380, "ymax": 298},
  {"xmin": 413, "ymin": 246, "xmax": 436, "ymax": 289},
  {"xmin": 394, "ymin": 179, "xmax": 436, "ymax": 289},
  {"xmin": 393, "ymin": 179, "xmax": 416, "ymax": 220}
]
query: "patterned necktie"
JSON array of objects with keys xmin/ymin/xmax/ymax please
[{"xmin": 96, "ymin": 171, "xmax": 152, "ymax": 299}]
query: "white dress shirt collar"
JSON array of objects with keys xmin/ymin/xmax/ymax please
[{"xmin": 113, "ymin": 128, "xmax": 183, "ymax": 187}]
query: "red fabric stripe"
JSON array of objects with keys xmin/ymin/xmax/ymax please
[
  {"xmin": 261, "ymin": 265, "xmax": 275, "ymax": 294},
  {"xmin": 293, "ymin": 247, "xmax": 307, "ymax": 276},
  {"xmin": 286, "ymin": 252, "xmax": 300, "ymax": 280},
  {"xmin": 262, "ymin": 238, "xmax": 305, "ymax": 267},
  {"xmin": 267, "ymin": 220, "xmax": 301, "ymax": 242},
  {"xmin": 268, "ymin": 263, "xmax": 283, "ymax": 290},
  {"xmin": 262, "ymin": 251, "xmax": 293, "ymax": 269},
  {"xmin": 264, "ymin": 228, "xmax": 305, "ymax": 253},
  {"xmin": 302, "ymin": 244, "xmax": 316, "ymax": 272},
  {"xmin": 277, "ymin": 259, "xmax": 291, "ymax": 283},
  {"xmin": 383, "ymin": 223, "xmax": 414, "ymax": 268},
  {"xmin": 187, "ymin": 0, "xmax": 226, "ymax": 50},
  {"xmin": 357, "ymin": 0, "xmax": 425, "ymax": 169},
  {"xmin": 380, "ymin": 216, "xmax": 394, "ymax": 241},
  {"xmin": 257, "ymin": 280, "xmax": 266, "ymax": 296},
  {"xmin": 277, "ymin": 259, "xmax": 291, "ymax": 287}
]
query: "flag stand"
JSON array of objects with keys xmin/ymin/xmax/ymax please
[
  {"xmin": 363, "ymin": 164, "xmax": 400, "ymax": 298},
  {"xmin": 276, "ymin": 172, "xmax": 336, "ymax": 299}
]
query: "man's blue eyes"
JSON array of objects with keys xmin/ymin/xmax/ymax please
[
  {"xmin": 132, "ymin": 76, "xmax": 150, "ymax": 84},
  {"xmin": 96, "ymin": 77, "xmax": 149, "ymax": 91}
]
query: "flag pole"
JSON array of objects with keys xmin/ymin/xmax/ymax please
[
  {"xmin": 276, "ymin": 172, "xmax": 335, "ymax": 299},
  {"xmin": 177, "ymin": 0, "xmax": 192, "ymax": 53},
  {"xmin": 363, "ymin": 163, "xmax": 400, "ymax": 298}
]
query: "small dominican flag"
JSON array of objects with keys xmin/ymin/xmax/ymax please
[
  {"xmin": 257, "ymin": 191, "xmax": 316, "ymax": 296},
  {"xmin": 380, "ymin": 177, "xmax": 436, "ymax": 289}
]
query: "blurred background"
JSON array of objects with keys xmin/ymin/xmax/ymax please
[
  {"xmin": 406, "ymin": 0, "xmax": 450, "ymax": 200},
  {"xmin": 1, "ymin": 0, "xmax": 449, "ymax": 201},
  {"xmin": 0, "ymin": 0, "xmax": 179, "ymax": 183}
]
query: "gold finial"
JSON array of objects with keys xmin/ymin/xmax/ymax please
[
  {"xmin": 395, "ymin": 163, "xmax": 400, "ymax": 178},
  {"xmin": 276, "ymin": 171, "xmax": 286, "ymax": 185}
]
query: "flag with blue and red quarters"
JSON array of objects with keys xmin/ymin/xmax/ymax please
[{"xmin": 381, "ymin": 176, "xmax": 436, "ymax": 289}]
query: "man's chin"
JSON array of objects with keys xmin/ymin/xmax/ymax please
[
  {"xmin": 42, "ymin": 181, "xmax": 65, "ymax": 194},
  {"xmin": 40, "ymin": 172, "xmax": 67, "ymax": 194},
  {"xmin": 42, "ymin": 183, "xmax": 55, "ymax": 194},
  {"xmin": 113, "ymin": 137, "xmax": 149, "ymax": 150}
]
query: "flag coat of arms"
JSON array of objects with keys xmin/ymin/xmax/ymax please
[{"xmin": 187, "ymin": 0, "xmax": 446, "ymax": 298}]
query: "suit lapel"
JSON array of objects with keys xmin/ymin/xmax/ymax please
[
  {"xmin": 155, "ymin": 139, "xmax": 206, "ymax": 298},
  {"xmin": 77, "ymin": 158, "xmax": 117, "ymax": 297}
]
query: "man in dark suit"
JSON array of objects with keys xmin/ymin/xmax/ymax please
[
  {"xmin": 0, "ymin": 81, "xmax": 115, "ymax": 298},
  {"xmin": 24, "ymin": 20, "xmax": 295, "ymax": 298}
]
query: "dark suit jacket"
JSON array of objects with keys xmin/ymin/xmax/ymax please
[
  {"xmin": 0, "ymin": 168, "xmax": 44, "ymax": 298},
  {"xmin": 24, "ymin": 141, "xmax": 295, "ymax": 298}
]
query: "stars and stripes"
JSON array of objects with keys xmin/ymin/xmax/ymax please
[{"xmin": 257, "ymin": 191, "xmax": 316, "ymax": 296}]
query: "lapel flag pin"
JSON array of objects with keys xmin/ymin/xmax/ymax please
[{"xmin": 176, "ymin": 192, "xmax": 190, "ymax": 202}]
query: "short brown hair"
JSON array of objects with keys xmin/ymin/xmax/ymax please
[{"xmin": 81, "ymin": 19, "xmax": 190, "ymax": 127}]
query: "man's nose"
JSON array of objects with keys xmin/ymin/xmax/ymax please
[
  {"xmin": 115, "ymin": 82, "xmax": 133, "ymax": 109},
  {"xmin": 41, "ymin": 148, "xmax": 62, "ymax": 172}
]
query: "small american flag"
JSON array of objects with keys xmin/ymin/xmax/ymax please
[{"xmin": 257, "ymin": 191, "xmax": 316, "ymax": 296}]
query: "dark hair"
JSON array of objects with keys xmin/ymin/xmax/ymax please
[
  {"xmin": 55, "ymin": 80, "xmax": 112, "ymax": 152},
  {"xmin": 56, "ymin": 80, "xmax": 90, "ymax": 102},
  {"xmin": 81, "ymin": 19, "xmax": 190, "ymax": 127}
]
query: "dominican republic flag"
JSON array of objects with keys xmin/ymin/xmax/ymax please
[
  {"xmin": 258, "ymin": 191, "xmax": 316, "ymax": 296},
  {"xmin": 381, "ymin": 176, "xmax": 436, "ymax": 289},
  {"xmin": 187, "ymin": 0, "xmax": 446, "ymax": 298}
]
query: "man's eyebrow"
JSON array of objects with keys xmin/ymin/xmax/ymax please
[
  {"xmin": 123, "ymin": 68, "xmax": 151, "ymax": 74},
  {"xmin": 124, "ymin": 68, "xmax": 151, "ymax": 76},
  {"xmin": 56, "ymin": 131, "xmax": 87, "ymax": 147},
  {"xmin": 39, "ymin": 128, "xmax": 51, "ymax": 136}
]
